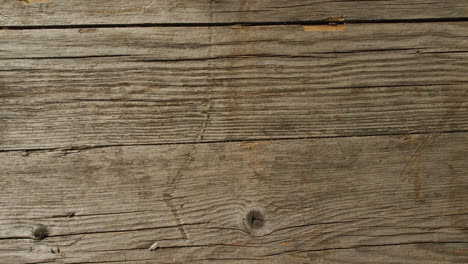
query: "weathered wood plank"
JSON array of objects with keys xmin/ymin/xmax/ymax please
[
  {"xmin": 1, "ymin": 0, "xmax": 468, "ymax": 26},
  {"xmin": 0, "ymin": 132, "xmax": 467, "ymax": 263},
  {"xmin": 1, "ymin": 22, "xmax": 468, "ymax": 150}
]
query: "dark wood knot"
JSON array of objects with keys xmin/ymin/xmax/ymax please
[
  {"xmin": 33, "ymin": 224, "xmax": 49, "ymax": 240},
  {"xmin": 246, "ymin": 210, "xmax": 264, "ymax": 229}
]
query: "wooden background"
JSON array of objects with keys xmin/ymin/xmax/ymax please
[{"xmin": 1, "ymin": 1, "xmax": 467, "ymax": 263}]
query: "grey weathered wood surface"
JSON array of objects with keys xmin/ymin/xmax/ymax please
[
  {"xmin": 0, "ymin": 133, "xmax": 467, "ymax": 263},
  {"xmin": 1, "ymin": 0, "xmax": 468, "ymax": 26},
  {"xmin": 1, "ymin": 1, "xmax": 468, "ymax": 263},
  {"xmin": 1, "ymin": 22, "xmax": 468, "ymax": 150}
]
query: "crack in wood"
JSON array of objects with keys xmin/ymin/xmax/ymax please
[
  {"xmin": 161, "ymin": 97, "xmax": 213, "ymax": 239},
  {"xmin": 2, "ymin": 130, "xmax": 467, "ymax": 154},
  {"xmin": 1, "ymin": 48, "xmax": 425, "ymax": 62},
  {"xmin": 262, "ymin": 241, "xmax": 468, "ymax": 257},
  {"xmin": 26, "ymin": 222, "xmax": 207, "ymax": 238},
  {"xmin": 400, "ymin": 91, "xmax": 468, "ymax": 181},
  {"xmin": 162, "ymin": 147, "xmax": 197, "ymax": 240},
  {"xmin": 197, "ymin": 99, "xmax": 213, "ymax": 142}
]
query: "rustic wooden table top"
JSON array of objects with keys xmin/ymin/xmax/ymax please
[{"xmin": 1, "ymin": 1, "xmax": 467, "ymax": 263}]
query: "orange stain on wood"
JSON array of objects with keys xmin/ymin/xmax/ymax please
[
  {"xmin": 453, "ymin": 248, "xmax": 468, "ymax": 255},
  {"xmin": 300, "ymin": 172, "xmax": 308, "ymax": 181},
  {"xmin": 242, "ymin": 142, "xmax": 261, "ymax": 149},
  {"xmin": 303, "ymin": 24, "xmax": 347, "ymax": 32},
  {"xmin": 281, "ymin": 240, "xmax": 296, "ymax": 246},
  {"xmin": 309, "ymin": 229, "xmax": 322, "ymax": 239},
  {"xmin": 78, "ymin": 28, "xmax": 98, "ymax": 34}
]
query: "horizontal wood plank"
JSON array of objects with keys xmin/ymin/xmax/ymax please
[
  {"xmin": 1, "ymin": 0, "xmax": 468, "ymax": 26},
  {"xmin": 3, "ymin": 1, "xmax": 468, "ymax": 263},
  {"xmin": 1, "ymin": 22, "xmax": 468, "ymax": 150},
  {"xmin": 0, "ymin": 132, "xmax": 467, "ymax": 263}
]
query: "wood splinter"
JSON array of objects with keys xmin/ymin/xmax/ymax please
[
  {"xmin": 51, "ymin": 246, "xmax": 63, "ymax": 257},
  {"xmin": 148, "ymin": 242, "xmax": 159, "ymax": 251}
]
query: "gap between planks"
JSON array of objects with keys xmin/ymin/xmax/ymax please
[{"xmin": 2, "ymin": 17, "xmax": 468, "ymax": 30}]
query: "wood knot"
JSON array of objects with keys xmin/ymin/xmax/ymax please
[
  {"xmin": 246, "ymin": 210, "xmax": 264, "ymax": 230},
  {"xmin": 33, "ymin": 224, "xmax": 49, "ymax": 240}
]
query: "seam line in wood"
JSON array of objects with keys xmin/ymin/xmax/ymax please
[
  {"xmin": 1, "ymin": 130, "xmax": 466, "ymax": 154},
  {"xmin": 262, "ymin": 241, "xmax": 468, "ymax": 257},
  {"xmin": 2, "ymin": 17, "xmax": 468, "ymax": 30}
]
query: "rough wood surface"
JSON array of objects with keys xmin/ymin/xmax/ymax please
[
  {"xmin": 1, "ymin": 0, "xmax": 468, "ymax": 26},
  {"xmin": 0, "ymin": 133, "xmax": 467, "ymax": 263},
  {"xmin": 2, "ymin": 0, "xmax": 468, "ymax": 263},
  {"xmin": 1, "ymin": 22, "xmax": 468, "ymax": 150}
]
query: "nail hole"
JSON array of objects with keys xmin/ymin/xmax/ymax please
[
  {"xmin": 33, "ymin": 224, "xmax": 49, "ymax": 240},
  {"xmin": 66, "ymin": 212, "xmax": 76, "ymax": 218},
  {"xmin": 246, "ymin": 210, "xmax": 264, "ymax": 229}
]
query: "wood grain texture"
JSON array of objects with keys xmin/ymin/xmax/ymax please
[
  {"xmin": 1, "ymin": 22, "xmax": 468, "ymax": 150},
  {"xmin": 0, "ymin": 132, "xmax": 467, "ymax": 263},
  {"xmin": 1, "ymin": 0, "xmax": 468, "ymax": 26},
  {"xmin": 2, "ymin": 1, "xmax": 468, "ymax": 263}
]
